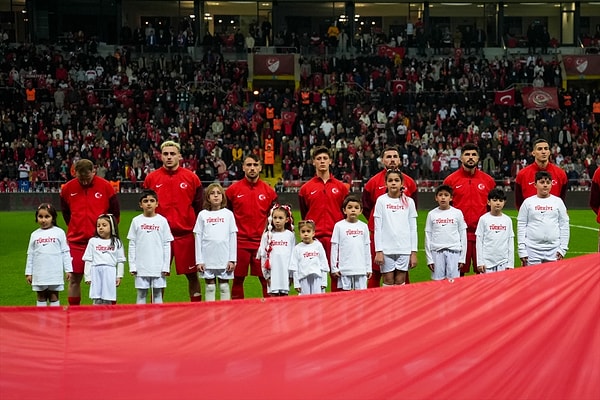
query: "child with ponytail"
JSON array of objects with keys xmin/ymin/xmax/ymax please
[{"xmin": 257, "ymin": 204, "xmax": 295, "ymax": 296}]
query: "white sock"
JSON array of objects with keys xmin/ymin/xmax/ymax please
[
  {"xmin": 152, "ymin": 288, "xmax": 163, "ymax": 304},
  {"xmin": 49, "ymin": 300, "xmax": 60, "ymax": 306},
  {"xmin": 219, "ymin": 282, "xmax": 231, "ymax": 301},
  {"xmin": 36, "ymin": 300, "xmax": 47, "ymax": 307},
  {"xmin": 136, "ymin": 289, "xmax": 148, "ymax": 304},
  {"xmin": 205, "ymin": 284, "xmax": 216, "ymax": 301}
]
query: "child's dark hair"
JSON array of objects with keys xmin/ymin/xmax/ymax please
[
  {"xmin": 342, "ymin": 194, "xmax": 362, "ymax": 210},
  {"xmin": 435, "ymin": 184, "xmax": 453, "ymax": 196},
  {"xmin": 96, "ymin": 214, "xmax": 122, "ymax": 248},
  {"xmin": 139, "ymin": 189, "xmax": 158, "ymax": 203},
  {"xmin": 297, "ymin": 220, "xmax": 316, "ymax": 231},
  {"xmin": 535, "ymin": 170, "xmax": 553, "ymax": 182},
  {"xmin": 266, "ymin": 204, "xmax": 294, "ymax": 232},
  {"xmin": 36, "ymin": 203, "xmax": 58, "ymax": 226},
  {"xmin": 487, "ymin": 187, "xmax": 506, "ymax": 201},
  {"xmin": 385, "ymin": 169, "xmax": 404, "ymax": 181}
]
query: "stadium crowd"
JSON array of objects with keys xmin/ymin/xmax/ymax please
[{"xmin": 0, "ymin": 33, "xmax": 599, "ymax": 194}]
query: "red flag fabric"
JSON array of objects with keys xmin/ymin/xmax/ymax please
[
  {"xmin": 392, "ymin": 80, "xmax": 407, "ymax": 95},
  {"xmin": 1, "ymin": 255, "xmax": 599, "ymax": 400},
  {"xmin": 521, "ymin": 86, "xmax": 560, "ymax": 110},
  {"xmin": 377, "ymin": 45, "xmax": 406, "ymax": 60},
  {"xmin": 494, "ymin": 88, "xmax": 515, "ymax": 106},
  {"xmin": 282, "ymin": 111, "xmax": 296, "ymax": 124}
]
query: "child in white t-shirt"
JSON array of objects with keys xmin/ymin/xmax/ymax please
[
  {"xmin": 476, "ymin": 188, "xmax": 515, "ymax": 273},
  {"xmin": 25, "ymin": 203, "xmax": 73, "ymax": 306},
  {"xmin": 257, "ymin": 204, "xmax": 295, "ymax": 296},
  {"xmin": 127, "ymin": 190, "xmax": 174, "ymax": 304},
  {"xmin": 373, "ymin": 170, "xmax": 418, "ymax": 285},
  {"xmin": 193, "ymin": 183, "xmax": 237, "ymax": 301},
  {"xmin": 425, "ymin": 185, "xmax": 467, "ymax": 280},
  {"xmin": 517, "ymin": 171, "xmax": 569, "ymax": 265},
  {"xmin": 289, "ymin": 220, "xmax": 329, "ymax": 295},
  {"xmin": 84, "ymin": 213, "xmax": 126, "ymax": 304},
  {"xmin": 331, "ymin": 195, "xmax": 372, "ymax": 290}
]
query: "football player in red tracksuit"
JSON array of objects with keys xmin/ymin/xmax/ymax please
[
  {"xmin": 226, "ymin": 154, "xmax": 278, "ymax": 299},
  {"xmin": 144, "ymin": 141, "xmax": 204, "ymax": 302},
  {"xmin": 443, "ymin": 143, "xmax": 496, "ymax": 276},
  {"xmin": 590, "ymin": 167, "xmax": 600, "ymax": 252},
  {"xmin": 60, "ymin": 159, "xmax": 120, "ymax": 305},
  {"xmin": 515, "ymin": 138, "xmax": 568, "ymax": 209},
  {"xmin": 362, "ymin": 146, "xmax": 417, "ymax": 288},
  {"xmin": 298, "ymin": 146, "xmax": 349, "ymax": 292}
]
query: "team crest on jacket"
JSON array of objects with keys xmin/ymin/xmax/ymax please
[
  {"xmin": 259, "ymin": 194, "xmax": 266, "ymax": 201},
  {"xmin": 180, "ymin": 182, "xmax": 188, "ymax": 189},
  {"xmin": 477, "ymin": 183, "xmax": 486, "ymax": 190},
  {"xmin": 94, "ymin": 192, "xmax": 102, "ymax": 198},
  {"xmin": 332, "ymin": 188, "xmax": 339, "ymax": 194}
]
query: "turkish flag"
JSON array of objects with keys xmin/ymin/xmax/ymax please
[
  {"xmin": 521, "ymin": 87, "xmax": 559, "ymax": 110},
  {"xmin": 282, "ymin": 111, "xmax": 296, "ymax": 124},
  {"xmin": 494, "ymin": 88, "xmax": 515, "ymax": 106},
  {"xmin": 392, "ymin": 80, "xmax": 406, "ymax": 95}
]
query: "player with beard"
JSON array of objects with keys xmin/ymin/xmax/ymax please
[
  {"xmin": 226, "ymin": 155, "xmax": 278, "ymax": 299},
  {"xmin": 362, "ymin": 146, "xmax": 417, "ymax": 287},
  {"xmin": 443, "ymin": 143, "xmax": 496, "ymax": 276}
]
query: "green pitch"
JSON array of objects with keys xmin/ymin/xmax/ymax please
[{"xmin": 0, "ymin": 209, "xmax": 597, "ymax": 306}]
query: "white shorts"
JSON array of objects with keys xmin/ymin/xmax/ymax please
[
  {"xmin": 337, "ymin": 275, "xmax": 368, "ymax": 290},
  {"xmin": 201, "ymin": 269, "xmax": 233, "ymax": 280},
  {"xmin": 431, "ymin": 249, "xmax": 460, "ymax": 281},
  {"xmin": 381, "ymin": 254, "xmax": 410, "ymax": 273},
  {"xmin": 134, "ymin": 276, "xmax": 167, "ymax": 289},
  {"xmin": 485, "ymin": 261, "xmax": 509, "ymax": 273},
  {"xmin": 526, "ymin": 247, "xmax": 560, "ymax": 265},
  {"xmin": 298, "ymin": 273, "xmax": 323, "ymax": 295},
  {"xmin": 32, "ymin": 284, "xmax": 64, "ymax": 292}
]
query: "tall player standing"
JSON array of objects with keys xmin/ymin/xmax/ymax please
[
  {"xmin": 61, "ymin": 159, "xmax": 120, "ymax": 305},
  {"xmin": 298, "ymin": 146, "xmax": 349, "ymax": 291},
  {"xmin": 226, "ymin": 154, "xmax": 278, "ymax": 299},
  {"xmin": 443, "ymin": 143, "xmax": 496, "ymax": 276},
  {"xmin": 515, "ymin": 138, "xmax": 568, "ymax": 209},
  {"xmin": 362, "ymin": 146, "xmax": 418, "ymax": 287},
  {"xmin": 144, "ymin": 141, "xmax": 204, "ymax": 302}
]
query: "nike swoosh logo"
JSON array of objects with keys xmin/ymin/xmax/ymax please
[
  {"xmin": 310, "ymin": 190, "xmax": 318, "ymax": 195},
  {"xmin": 455, "ymin": 185, "xmax": 463, "ymax": 189},
  {"xmin": 189, "ymin": 265, "xmax": 197, "ymax": 270},
  {"xmin": 378, "ymin": 186, "xmax": 386, "ymax": 190},
  {"xmin": 70, "ymin": 193, "xmax": 77, "ymax": 196},
  {"xmin": 156, "ymin": 184, "xmax": 163, "ymax": 188},
  {"xmin": 237, "ymin": 194, "xmax": 244, "ymax": 198}
]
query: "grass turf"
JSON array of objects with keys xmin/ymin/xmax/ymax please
[{"xmin": 0, "ymin": 209, "xmax": 597, "ymax": 306}]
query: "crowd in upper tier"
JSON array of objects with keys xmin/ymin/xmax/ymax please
[{"xmin": 0, "ymin": 33, "xmax": 599, "ymax": 193}]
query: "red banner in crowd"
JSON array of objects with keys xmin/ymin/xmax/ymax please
[
  {"xmin": 253, "ymin": 54, "xmax": 295, "ymax": 75},
  {"xmin": 377, "ymin": 45, "xmax": 406, "ymax": 60},
  {"xmin": 494, "ymin": 88, "xmax": 515, "ymax": 106},
  {"xmin": 392, "ymin": 80, "xmax": 407, "ymax": 95},
  {"xmin": 521, "ymin": 86, "xmax": 560, "ymax": 110},
  {"xmin": 1, "ymin": 255, "xmax": 599, "ymax": 400},
  {"xmin": 563, "ymin": 55, "xmax": 600, "ymax": 76},
  {"xmin": 282, "ymin": 111, "xmax": 296, "ymax": 124}
]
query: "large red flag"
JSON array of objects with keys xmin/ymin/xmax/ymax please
[
  {"xmin": 521, "ymin": 87, "xmax": 559, "ymax": 110},
  {"xmin": 494, "ymin": 88, "xmax": 515, "ymax": 106}
]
